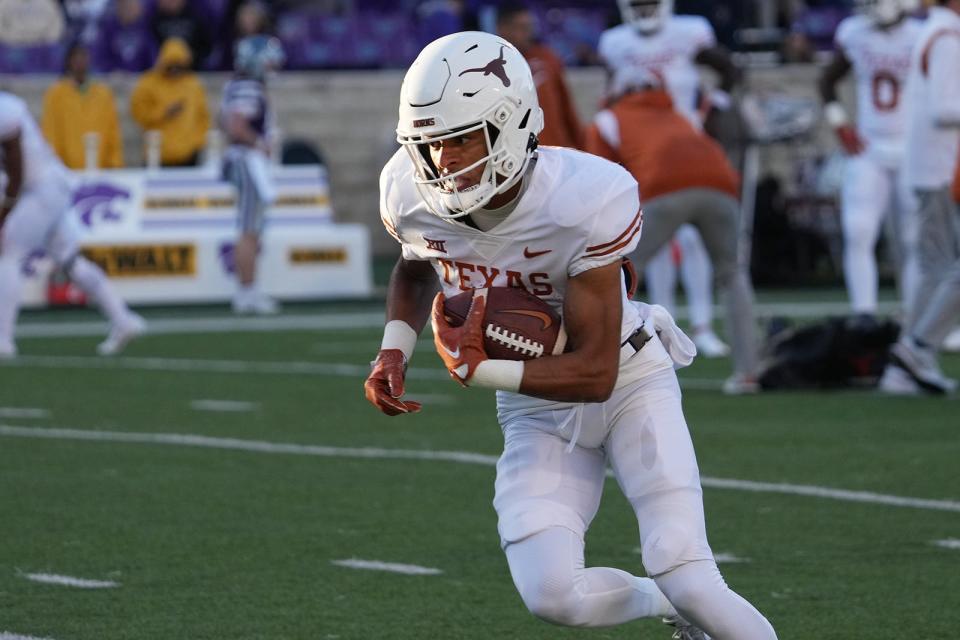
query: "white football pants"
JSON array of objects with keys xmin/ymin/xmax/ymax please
[
  {"xmin": 841, "ymin": 154, "xmax": 918, "ymax": 315},
  {"xmin": 495, "ymin": 365, "xmax": 776, "ymax": 638},
  {"xmin": 645, "ymin": 224, "xmax": 714, "ymax": 330},
  {"xmin": 0, "ymin": 180, "xmax": 132, "ymax": 346}
]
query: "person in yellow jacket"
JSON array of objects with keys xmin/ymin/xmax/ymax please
[
  {"xmin": 41, "ymin": 43, "xmax": 124, "ymax": 169},
  {"xmin": 129, "ymin": 37, "xmax": 210, "ymax": 166}
]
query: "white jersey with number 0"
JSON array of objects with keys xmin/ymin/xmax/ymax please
[
  {"xmin": 598, "ymin": 16, "xmax": 715, "ymax": 124},
  {"xmin": 835, "ymin": 15, "xmax": 924, "ymax": 163},
  {"xmin": 0, "ymin": 91, "xmax": 69, "ymax": 189}
]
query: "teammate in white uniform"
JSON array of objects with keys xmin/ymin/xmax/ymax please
[
  {"xmin": 880, "ymin": 0, "xmax": 960, "ymax": 395},
  {"xmin": 819, "ymin": 0, "xmax": 923, "ymax": 322},
  {"xmin": 0, "ymin": 92, "xmax": 144, "ymax": 358},
  {"xmin": 364, "ymin": 32, "xmax": 777, "ymax": 640},
  {"xmin": 599, "ymin": 0, "xmax": 740, "ymax": 358}
]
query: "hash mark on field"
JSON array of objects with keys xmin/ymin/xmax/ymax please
[
  {"xmin": 331, "ymin": 558, "xmax": 442, "ymax": 575},
  {"xmin": 932, "ymin": 539, "xmax": 960, "ymax": 550},
  {"xmin": 20, "ymin": 572, "xmax": 119, "ymax": 589},
  {"xmin": 0, "ymin": 633, "xmax": 58, "ymax": 640},
  {"xmin": 1, "ymin": 425, "xmax": 959, "ymax": 514},
  {"xmin": 0, "ymin": 408, "xmax": 49, "ymax": 419},
  {"xmin": 190, "ymin": 399, "xmax": 259, "ymax": 413}
]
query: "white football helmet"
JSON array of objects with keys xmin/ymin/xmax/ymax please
[
  {"xmin": 618, "ymin": 0, "xmax": 673, "ymax": 34},
  {"xmin": 854, "ymin": 0, "xmax": 903, "ymax": 26},
  {"xmin": 396, "ymin": 31, "xmax": 543, "ymax": 219}
]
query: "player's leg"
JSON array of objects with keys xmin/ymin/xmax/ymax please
[
  {"xmin": 890, "ymin": 167, "xmax": 920, "ymax": 319},
  {"xmin": 841, "ymin": 155, "xmax": 891, "ymax": 316},
  {"xmin": 495, "ymin": 421, "xmax": 673, "ymax": 627},
  {"xmin": 607, "ymin": 367, "xmax": 777, "ymax": 639},
  {"xmin": 46, "ymin": 210, "xmax": 145, "ymax": 355},
  {"xmin": 675, "ymin": 224, "xmax": 729, "ymax": 357},
  {"xmin": 631, "ymin": 196, "xmax": 686, "ymax": 312},
  {"xmin": 226, "ymin": 150, "xmax": 277, "ymax": 314},
  {"xmin": 644, "ymin": 244, "xmax": 678, "ymax": 313},
  {"xmin": 690, "ymin": 189, "xmax": 759, "ymax": 381},
  {"xmin": 0, "ymin": 189, "xmax": 64, "ymax": 356}
]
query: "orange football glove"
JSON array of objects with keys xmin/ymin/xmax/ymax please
[
  {"xmin": 835, "ymin": 125, "xmax": 864, "ymax": 155},
  {"xmin": 431, "ymin": 289, "xmax": 489, "ymax": 387},
  {"xmin": 364, "ymin": 349, "xmax": 422, "ymax": 416}
]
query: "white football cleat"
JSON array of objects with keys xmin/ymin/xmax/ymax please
[
  {"xmin": 877, "ymin": 363, "xmax": 921, "ymax": 396},
  {"xmin": 0, "ymin": 340, "xmax": 16, "ymax": 359},
  {"xmin": 232, "ymin": 290, "xmax": 280, "ymax": 315},
  {"xmin": 663, "ymin": 615, "xmax": 711, "ymax": 640},
  {"xmin": 722, "ymin": 373, "xmax": 760, "ymax": 395},
  {"xmin": 693, "ymin": 329, "xmax": 730, "ymax": 358},
  {"xmin": 942, "ymin": 326, "xmax": 960, "ymax": 353},
  {"xmin": 97, "ymin": 313, "xmax": 147, "ymax": 356},
  {"xmin": 889, "ymin": 338, "xmax": 957, "ymax": 395}
]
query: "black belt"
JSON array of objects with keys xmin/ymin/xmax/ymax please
[{"xmin": 620, "ymin": 325, "xmax": 653, "ymax": 358}]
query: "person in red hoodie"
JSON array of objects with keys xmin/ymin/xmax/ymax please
[
  {"xmin": 585, "ymin": 69, "xmax": 759, "ymax": 393},
  {"xmin": 496, "ymin": 3, "xmax": 583, "ymax": 149}
]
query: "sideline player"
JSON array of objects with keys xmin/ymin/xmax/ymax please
[
  {"xmin": 880, "ymin": 0, "xmax": 960, "ymax": 395},
  {"xmin": 819, "ymin": 0, "xmax": 923, "ymax": 323},
  {"xmin": 364, "ymin": 32, "xmax": 778, "ymax": 639},
  {"xmin": 599, "ymin": 0, "xmax": 740, "ymax": 357},
  {"xmin": 585, "ymin": 71, "xmax": 760, "ymax": 394},
  {"xmin": 0, "ymin": 91, "xmax": 145, "ymax": 358},
  {"xmin": 220, "ymin": 34, "xmax": 285, "ymax": 315}
]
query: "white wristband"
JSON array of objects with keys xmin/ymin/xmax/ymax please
[
  {"xmin": 824, "ymin": 102, "xmax": 849, "ymax": 128},
  {"xmin": 380, "ymin": 319, "xmax": 418, "ymax": 361},
  {"xmin": 470, "ymin": 359, "xmax": 524, "ymax": 392}
]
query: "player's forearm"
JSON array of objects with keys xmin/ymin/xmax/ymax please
[
  {"xmin": 517, "ymin": 349, "xmax": 619, "ymax": 403},
  {"xmin": 2, "ymin": 138, "xmax": 23, "ymax": 204}
]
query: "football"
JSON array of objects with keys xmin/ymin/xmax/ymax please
[{"xmin": 443, "ymin": 287, "xmax": 566, "ymax": 361}]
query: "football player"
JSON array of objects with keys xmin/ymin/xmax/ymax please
[
  {"xmin": 585, "ymin": 70, "xmax": 761, "ymax": 394},
  {"xmin": 880, "ymin": 0, "xmax": 960, "ymax": 395},
  {"xmin": 0, "ymin": 91, "xmax": 145, "ymax": 358},
  {"xmin": 819, "ymin": 0, "xmax": 923, "ymax": 323},
  {"xmin": 220, "ymin": 34, "xmax": 285, "ymax": 315},
  {"xmin": 599, "ymin": 0, "xmax": 740, "ymax": 358},
  {"xmin": 364, "ymin": 32, "xmax": 778, "ymax": 640}
]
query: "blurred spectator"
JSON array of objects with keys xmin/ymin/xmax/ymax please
[
  {"xmin": 786, "ymin": 0, "xmax": 851, "ymax": 62},
  {"xmin": 149, "ymin": 0, "xmax": 213, "ymax": 69},
  {"xmin": 41, "ymin": 42, "xmax": 123, "ymax": 169},
  {"xmin": 415, "ymin": 0, "xmax": 477, "ymax": 47},
  {"xmin": 93, "ymin": 0, "xmax": 157, "ymax": 72},
  {"xmin": 676, "ymin": 0, "xmax": 755, "ymax": 50},
  {"xmin": 496, "ymin": 2, "xmax": 583, "ymax": 149},
  {"xmin": 60, "ymin": 0, "xmax": 109, "ymax": 43},
  {"xmin": 130, "ymin": 38, "xmax": 210, "ymax": 167},
  {"xmin": 221, "ymin": 0, "xmax": 273, "ymax": 71},
  {"xmin": 0, "ymin": 0, "xmax": 65, "ymax": 45}
]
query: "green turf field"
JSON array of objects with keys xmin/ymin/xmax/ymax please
[{"xmin": 1, "ymin": 299, "xmax": 958, "ymax": 640}]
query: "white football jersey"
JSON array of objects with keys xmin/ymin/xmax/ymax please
[
  {"xmin": 380, "ymin": 144, "xmax": 652, "ymax": 371},
  {"xmin": 835, "ymin": 15, "xmax": 924, "ymax": 157},
  {"xmin": 0, "ymin": 91, "xmax": 69, "ymax": 188},
  {"xmin": 598, "ymin": 16, "xmax": 715, "ymax": 124}
]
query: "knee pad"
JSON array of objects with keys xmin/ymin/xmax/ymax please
[{"xmin": 641, "ymin": 522, "xmax": 694, "ymax": 577}]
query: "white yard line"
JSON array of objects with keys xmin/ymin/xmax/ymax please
[
  {"xmin": 331, "ymin": 559, "xmax": 442, "ymax": 575},
  {"xmin": 190, "ymin": 399, "xmax": 259, "ymax": 413},
  {"xmin": 20, "ymin": 572, "xmax": 119, "ymax": 589},
  {"xmin": 932, "ymin": 539, "xmax": 960, "ymax": 550},
  {"xmin": 0, "ymin": 408, "xmax": 49, "ymax": 419},
  {"xmin": 0, "ymin": 633, "xmax": 59, "ymax": 640},
  {"xmin": 14, "ymin": 300, "xmax": 899, "ymax": 340},
  {"xmin": 0, "ymin": 424, "xmax": 957, "ymax": 514}
]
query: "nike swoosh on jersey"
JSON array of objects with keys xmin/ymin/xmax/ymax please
[
  {"xmin": 523, "ymin": 247, "xmax": 553, "ymax": 258},
  {"xmin": 500, "ymin": 309, "xmax": 553, "ymax": 330}
]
